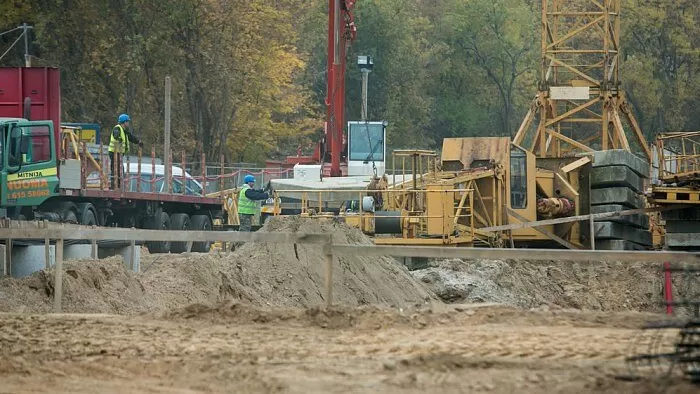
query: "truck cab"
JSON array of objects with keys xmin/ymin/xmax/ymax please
[{"xmin": 0, "ymin": 118, "xmax": 59, "ymax": 218}]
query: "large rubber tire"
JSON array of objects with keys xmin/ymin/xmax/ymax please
[
  {"xmin": 147, "ymin": 211, "xmax": 171, "ymax": 254},
  {"xmin": 169, "ymin": 213, "xmax": 191, "ymax": 253},
  {"xmin": 77, "ymin": 203, "xmax": 97, "ymax": 226},
  {"xmin": 63, "ymin": 209, "xmax": 78, "ymax": 224},
  {"xmin": 190, "ymin": 214, "xmax": 213, "ymax": 253}
]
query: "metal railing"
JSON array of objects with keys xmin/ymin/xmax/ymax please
[
  {"xmin": 655, "ymin": 131, "xmax": 700, "ymax": 182},
  {"xmin": 1, "ymin": 220, "xmax": 697, "ymax": 313}
]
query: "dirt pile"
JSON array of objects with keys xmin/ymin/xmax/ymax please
[
  {"xmin": 412, "ymin": 258, "xmax": 663, "ymax": 311},
  {"xmin": 0, "ymin": 217, "xmax": 435, "ymax": 314}
]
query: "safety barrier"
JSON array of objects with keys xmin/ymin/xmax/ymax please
[{"xmin": 1, "ymin": 221, "xmax": 698, "ymax": 313}]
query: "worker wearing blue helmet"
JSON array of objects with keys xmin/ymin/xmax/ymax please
[
  {"xmin": 237, "ymin": 174, "xmax": 269, "ymax": 232},
  {"xmin": 108, "ymin": 113, "xmax": 143, "ymax": 188}
]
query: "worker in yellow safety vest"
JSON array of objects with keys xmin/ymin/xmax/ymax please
[
  {"xmin": 108, "ymin": 113, "xmax": 142, "ymax": 189},
  {"xmin": 237, "ymin": 174, "xmax": 269, "ymax": 232}
]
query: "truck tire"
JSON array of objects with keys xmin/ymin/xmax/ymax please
[
  {"xmin": 63, "ymin": 209, "xmax": 78, "ymax": 224},
  {"xmin": 77, "ymin": 203, "xmax": 97, "ymax": 226},
  {"xmin": 190, "ymin": 214, "xmax": 212, "ymax": 253},
  {"xmin": 147, "ymin": 211, "xmax": 171, "ymax": 254},
  {"xmin": 169, "ymin": 213, "xmax": 191, "ymax": 253}
]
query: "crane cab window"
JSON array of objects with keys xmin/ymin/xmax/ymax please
[
  {"xmin": 348, "ymin": 122, "xmax": 384, "ymax": 162},
  {"xmin": 510, "ymin": 146, "xmax": 527, "ymax": 209}
]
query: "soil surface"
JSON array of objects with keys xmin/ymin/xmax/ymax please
[
  {"xmin": 0, "ymin": 217, "xmax": 434, "ymax": 314},
  {"xmin": 1, "ymin": 217, "xmax": 696, "ymax": 392},
  {"xmin": 411, "ymin": 258, "xmax": 663, "ymax": 311},
  {"xmin": 1, "ymin": 304, "xmax": 695, "ymax": 394}
]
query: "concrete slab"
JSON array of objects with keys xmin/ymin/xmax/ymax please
[
  {"xmin": 665, "ymin": 233, "xmax": 700, "ymax": 248},
  {"xmin": 594, "ymin": 221, "xmax": 652, "ymax": 246},
  {"xmin": 400, "ymin": 257, "xmax": 429, "ymax": 271},
  {"xmin": 665, "ymin": 220, "xmax": 700, "ymax": 234},
  {"xmin": 591, "ymin": 187, "xmax": 645, "ymax": 209},
  {"xmin": 11, "ymin": 245, "xmax": 56, "ymax": 278},
  {"xmin": 591, "ymin": 204, "xmax": 649, "ymax": 229},
  {"xmin": 590, "ymin": 166, "xmax": 645, "ymax": 193},
  {"xmin": 595, "ymin": 239, "xmax": 647, "ymax": 251},
  {"xmin": 661, "ymin": 207, "xmax": 700, "ymax": 221},
  {"xmin": 99, "ymin": 246, "xmax": 141, "ymax": 272},
  {"xmin": 591, "ymin": 149, "xmax": 650, "ymax": 178},
  {"xmin": 271, "ymin": 175, "xmax": 411, "ymax": 202},
  {"xmin": 64, "ymin": 244, "xmax": 94, "ymax": 260}
]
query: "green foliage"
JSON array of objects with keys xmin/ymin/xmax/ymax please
[{"xmin": 1, "ymin": 0, "xmax": 696, "ymax": 163}]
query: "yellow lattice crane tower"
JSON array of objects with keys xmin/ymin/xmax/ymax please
[{"xmin": 514, "ymin": 0, "xmax": 651, "ymax": 161}]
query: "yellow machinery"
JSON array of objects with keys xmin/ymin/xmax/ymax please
[
  {"xmin": 648, "ymin": 131, "xmax": 700, "ymax": 250},
  {"xmin": 273, "ymin": 137, "xmax": 592, "ymax": 249}
]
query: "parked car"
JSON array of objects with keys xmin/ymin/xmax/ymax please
[
  {"xmin": 125, "ymin": 163, "xmax": 203, "ymax": 196},
  {"xmin": 85, "ymin": 163, "xmax": 203, "ymax": 196}
]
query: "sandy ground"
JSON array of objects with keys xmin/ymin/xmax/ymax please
[
  {"xmin": 0, "ymin": 304, "xmax": 696, "ymax": 394},
  {"xmin": 1, "ymin": 218, "xmax": 697, "ymax": 392}
]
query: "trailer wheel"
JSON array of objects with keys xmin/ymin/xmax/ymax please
[
  {"xmin": 190, "ymin": 215, "xmax": 212, "ymax": 253},
  {"xmin": 63, "ymin": 210, "xmax": 78, "ymax": 224},
  {"xmin": 77, "ymin": 203, "xmax": 97, "ymax": 226},
  {"xmin": 169, "ymin": 213, "xmax": 191, "ymax": 253},
  {"xmin": 147, "ymin": 211, "xmax": 171, "ymax": 254}
]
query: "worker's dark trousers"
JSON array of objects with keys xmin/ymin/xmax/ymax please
[{"xmin": 109, "ymin": 152, "xmax": 121, "ymax": 189}]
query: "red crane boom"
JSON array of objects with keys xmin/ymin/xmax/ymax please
[{"xmin": 325, "ymin": 0, "xmax": 357, "ymax": 177}]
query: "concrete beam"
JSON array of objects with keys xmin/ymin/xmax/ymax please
[
  {"xmin": 594, "ymin": 221, "xmax": 652, "ymax": 246},
  {"xmin": 595, "ymin": 239, "xmax": 647, "ymax": 251},
  {"xmin": 11, "ymin": 245, "xmax": 56, "ymax": 278},
  {"xmin": 590, "ymin": 149, "xmax": 650, "ymax": 178},
  {"xmin": 666, "ymin": 232, "xmax": 700, "ymax": 248},
  {"xmin": 99, "ymin": 246, "xmax": 141, "ymax": 272},
  {"xmin": 590, "ymin": 166, "xmax": 645, "ymax": 193},
  {"xmin": 591, "ymin": 204, "xmax": 649, "ymax": 229},
  {"xmin": 591, "ymin": 187, "xmax": 645, "ymax": 209},
  {"xmin": 665, "ymin": 220, "xmax": 700, "ymax": 234},
  {"xmin": 661, "ymin": 207, "xmax": 700, "ymax": 221}
]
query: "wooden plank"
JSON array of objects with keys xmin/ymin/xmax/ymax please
[
  {"xmin": 324, "ymin": 242, "xmax": 334, "ymax": 308},
  {"xmin": 478, "ymin": 205, "xmax": 685, "ymax": 233},
  {"xmin": 561, "ymin": 156, "xmax": 591, "ymax": 173},
  {"xmin": 53, "ymin": 238, "xmax": 64, "ymax": 313},
  {"xmin": 0, "ymin": 226, "xmax": 332, "ymax": 244},
  {"xmin": 508, "ymin": 208, "xmax": 580, "ymax": 250},
  {"xmin": 331, "ymin": 245, "xmax": 700, "ymax": 264},
  {"xmin": 129, "ymin": 240, "xmax": 136, "ymax": 272},
  {"xmin": 5, "ymin": 238, "xmax": 11, "ymax": 277}
]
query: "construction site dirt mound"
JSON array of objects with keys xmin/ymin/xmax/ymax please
[
  {"xmin": 0, "ymin": 217, "xmax": 435, "ymax": 314},
  {"xmin": 412, "ymin": 258, "xmax": 665, "ymax": 311}
]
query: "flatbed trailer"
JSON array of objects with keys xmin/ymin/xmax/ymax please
[{"xmin": 0, "ymin": 67, "xmax": 223, "ymax": 253}]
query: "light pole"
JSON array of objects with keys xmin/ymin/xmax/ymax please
[{"xmin": 357, "ymin": 55, "xmax": 373, "ymax": 121}]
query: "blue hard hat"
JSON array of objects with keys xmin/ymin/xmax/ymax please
[
  {"xmin": 244, "ymin": 175, "xmax": 255, "ymax": 184},
  {"xmin": 118, "ymin": 113, "xmax": 131, "ymax": 123}
]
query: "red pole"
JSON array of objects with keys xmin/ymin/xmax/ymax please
[
  {"xmin": 201, "ymin": 152, "xmax": 207, "ymax": 193},
  {"xmin": 151, "ymin": 146, "xmax": 156, "ymax": 193},
  {"xmin": 137, "ymin": 146, "xmax": 142, "ymax": 192},
  {"xmin": 664, "ymin": 262, "xmax": 673, "ymax": 315},
  {"xmin": 220, "ymin": 154, "xmax": 225, "ymax": 193},
  {"xmin": 326, "ymin": 0, "xmax": 338, "ymax": 176},
  {"xmin": 181, "ymin": 151, "xmax": 186, "ymax": 194}
]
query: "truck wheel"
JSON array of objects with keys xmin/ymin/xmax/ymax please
[
  {"xmin": 190, "ymin": 214, "xmax": 212, "ymax": 253},
  {"xmin": 77, "ymin": 203, "xmax": 97, "ymax": 226},
  {"xmin": 169, "ymin": 213, "xmax": 191, "ymax": 253},
  {"xmin": 147, "ymin": 211, "xmax": 171, "ymax": 254},
  {"xmin": 63, "ymin": 210, "xmax": 78, "ymax": 224}
]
